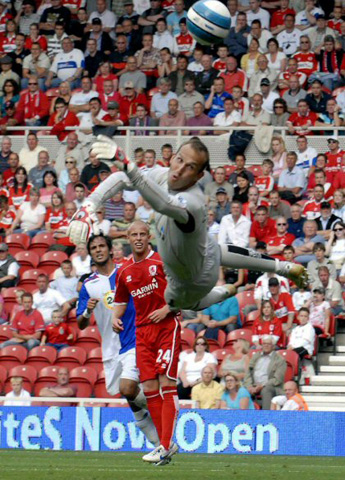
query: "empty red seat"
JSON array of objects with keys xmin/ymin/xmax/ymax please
[
  {"xmin": 248, "ymin": 165, "xmax": 263, "ymax": 177},
  {"xmin": 235, "ymin": 291, "xmax": 255, "ymax": 311},
  {"xmin": 94, "ymin": 370, "xmax": 113, "ymax": 398},
  {"xmin": 0, "ymin": 345, "xmax": 28, "ymax": 370},
  {"xmin": 26, "ymin": 346, "xmax": 57, "ymax": 370},
  {"xmin": 14, "ymin": 251, "xmax": 40, "ymax": 275},
  {"xmin": 225, "ymin": 328, "xmax": 253, "ymax": 347},
  {"xmin": 5, "ymin": 365, "xmax": 37, "ymax": 393},
  {"xmin": 0, "ymin": 364, "xmax": 7, "ymax": 389},
  {"xmin": 2, "ymin": 287, "xmax": 24, "ymax": 310},
  {"xmin": 69, "ymin": 366, "xmax": 98, "ymax": 397},
  {"xmin": 29, "ymin": 232, "xmax": 55, "ymax": 256},
  {"xmin": 38, "ymin": 251, "xmax": 68, "ymax": 275},
  {"xmin": 0, "ymin": 325, "xmax": 12, "ymax": 342},
  {"xmin": 181, "ymin": 328, "xmax": 195, "ymax": 350},
  {"xmin": 46, "ymin": 87, "xmax": 60, "ymax": 99},
  {"xmin": 18, "ymin": 268, "xmax": 47, "ymax": 288},
  {"xmin": 85, "ymin": 347, "xmax": 103, "ymax": 372},
  {"xmin": 55, "ymin": 346, "xmax": 86, "ymax": 369},
  {"xmin": 5, "ymin": 233, "xmax": 31, "ymax": 254},
  {"xmin": 277, "ymin": 350, "xmax": 300, "ymax": 382},
  {"xmin": 33, "ymin": 365, "xmax": 59, "ymax": 395},
  {"xmin": 243, "ymin": 310, "xmax": 259, "ymax": 328},
  {"xmin": 212, "ymin": 348, "xmax": 234, "ymax": 365},
  {"xmin": 75, "ymin": 326, "xmax": 101, "ymax": 353}
]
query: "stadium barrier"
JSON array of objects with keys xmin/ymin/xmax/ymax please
[
  {"xmin": 0, "ymin": 404, "xmax": 345, "ymax": 456},
  {"xmin": 4, "ymin": 125, "xmax": 344, "ymax": 167}
]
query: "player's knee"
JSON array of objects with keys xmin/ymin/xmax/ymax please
[{"xmin": 119, "ymin": 381, "xmax": 138, "ymax": 399}]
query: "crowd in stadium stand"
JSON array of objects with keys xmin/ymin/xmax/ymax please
[{"xmin": 0, "ymin": 0, "xmax": 344, "ymax": 411}]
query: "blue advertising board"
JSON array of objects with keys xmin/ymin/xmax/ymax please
[{"xmin": 0, "ymin": 407, "xmax": 344, "ymax": 456}]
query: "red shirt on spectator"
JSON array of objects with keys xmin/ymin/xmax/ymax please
[
  {"xmin": 43, "ymin": 322, "xmax": 72, "ymax": 344},
  {"xmin": 212, "ymin": 59, "xmax": 227, "ymax": 73},
  {"xmin": 174, "ymin": 33, "xmax": 195, "ymax": 56},
  {"xmin": 99, "ymin": 91, "xmax": 121, "ymax": 110},
  {"xmin": 93, "ymin": 74, "xmax": 118, "ymax": 94},
  {"xmin": 16, "ymin": 91, "xmax": 50, "ymax": 123},
  {"xmin": 303, "ymin": 199, "xmax": 323, "ymax": 219},
  {"xmin": 10, "ymin": 309, "xmax": 45, "ymax": 335},
  {"xmin": 250, "ymin": 217, "xmax": 277, "ymax": 243},
  {"xmin": 307, "ymin": 170, "xmax": 333, "ymax": 190},
  {"xmin": 25, "ymin": 35, "xmax": 48, "ymax": 51},
  {"xmin": 325, "ymin": 149, "xmax": 345, "ymax": 178},
  {"xmin": 0, "ymin": 186, "xmax": 8, "ymax": 197},
  {"xmin": 288, "ymin": 110, "xmax": 318, "ymax": 135},
  {"xmin": 0, "ymin": 208, "xmax": 15, "ymax": 230},
  {"xmin": 279, "ymin": 70, "xmax": 307, "ymax": 88},
  {"xmin": 8, "ymin": 185, "xmax": 32, "ymax": 209},
  {"xmin": 252, "ymin": 316, "xmax": 283, "ymax": 346},
  {"xmin": 255, "ymin": 175, "xmax": 275, "ymax": 195},
  {"xmin": 333, "ymin": 171, "xmax": 345, "ymax": 190},
  {"xmin": 0, "ymin": 11, "xmax": 13, "ymax": 34},
  {"xmin": 242, "ymin": 199, "xmax": 269, "ymax": 221},
  {"xmin": 271, "ymin": 8, "xmax": 295, "ymax": 28},
  {"xmin": 45, "ymin": 207, "xmax": 67, "ymax": 230},
  {"xmin": 48, "ymin": 110, "xmax": 80, "ymax": 141},
  {"xmin": 0, "ymin": 34, "xmax": 16, "ymax": 53},
  {"xmin": 55, "ymin": 217, "xmax": 74, "ymax": 247},
  {"xmin": 328, "ymin": 19, "xmax": 343, "ymax": 33},
  {"xmin": 119, "ymin": 92, "xmax": 148, "ymax": 121},
  {"xmin": 267, "ymin": 233, "xmax": 296, "ymax": 260},
  {"xmin": 292, "ymin": 52, "xmax": 318, "ymax": 77},
  {"xmin": 2, "ymin": 168, "xmax": 16, "ymax": 187},
  {"xmin": 270, "ymin": 292, "xmax": 295, "ymax": 324},
  {"xmin": 220, "ymin": 69, "xmax": 247, "ymax": 93}
]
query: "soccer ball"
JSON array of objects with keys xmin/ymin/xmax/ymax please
[{"xmin": 186, "ymin": 0, "xmax": 231, "ymax": 46}]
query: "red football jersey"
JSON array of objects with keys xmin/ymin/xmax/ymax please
[
  {"xmin": 11, "ymin": 309, "xmax": 45, "ymax": 335},
  {"xmin": 288, "ymin": 111, "xmax": 318, "ymax": 135},
  {"xmin": 254, "ymin": 175, "xmax": 274, "ymax": 194},
  {"xmin": 303, "ymin": 199, "xmax": 322, "ymax": 220},
  {"xmin": 0, "ymin": 208, "xmax": 15, "ymax": 230},
  {"xmin": 174, "ymin": 33, "xmax": 195, "ymax": 55},
  {"xmin": 213, "ymin": 59, "xmax": 227, "ymax": 73},
  {"xmin": 292, "ymin": 52, "xmax": 318, "ymax": 76},
  {"xmin": 328, "ymin": 19, "xmax": 343, "ymax": 33},
  {"xmin": 44, "ymin": 322, "xmax": 72, "ymax": 344},
  {"xmin": 271, "ymin": 8, "xmax": 296, "ymax": 28},
  {"xmin": 325, "ymin": 150, "xmax": 345, "ymax": 177},
  {"xmin": 115, "ymin": 251, "xmax": 175, "ymax": 327},
  {"xmin": 269, "ymin": 292, "xmax": 295, "ymax": 324},
  {"xmin": 267, "ymin": 233, "xmax": 296, "ymax": 260},
  {"xmin": 252, "ymin": 317, "xmax": 283, "ymax": 346}
]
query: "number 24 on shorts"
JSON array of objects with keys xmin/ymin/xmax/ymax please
[{"xmin": 156, "ymin": 349, "xmax": 171, "ymax": 368}]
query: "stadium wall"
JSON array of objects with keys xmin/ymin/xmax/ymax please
[{"xmin": 0, "ymin": 406, "xmax": 345, "ymax": 456}]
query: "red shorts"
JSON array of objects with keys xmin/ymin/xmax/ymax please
[{"xmin": 136, "ymin": 316, "xmax": 181, "ymax": 383}]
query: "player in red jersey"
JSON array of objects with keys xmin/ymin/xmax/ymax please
[{"xmin": 113, "ymin": 220, "xmax": 180, "ymax": 465}]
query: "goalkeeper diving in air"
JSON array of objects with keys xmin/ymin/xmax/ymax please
[{"xmin": 68, "ymin": 136, "xmax": 308, "ymax": 311}]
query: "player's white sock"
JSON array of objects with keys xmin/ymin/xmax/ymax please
[
  {"xmin": 132, "ymin": 388, "xmax": 147, "ymax": 410},
  {"xmin": 133, "ymin": 410, "xmax": 160, "ymax": 447}
]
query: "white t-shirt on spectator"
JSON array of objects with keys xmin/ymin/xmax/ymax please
[
  {"xmin": 89, "ymin": 10, "xmax": 117, "ymax": 29},
  {"xmin": 33, "ymin": 288, "xmax": 66, "ymax": 324},
  {"xmin": 94, "ymin": 219, "xmax": 111, "ymax": 236},
  {"xmin": 50, "ymin": 48, "xmax": 85, "ymax": 81},
  {"xmin": 19, "ymin": 202, "xmax": 46, "ymax": 231},
  {"xmin": 72, "ymin": 255, "xmax": 91, "ymax": 277},
  {"xmin": 276, "ymin": 29, "xmax": 302, "ymax": 56},
  {"xmin": 3, "ymin": 389, "xmax": 31, "ymax": 406},
  {"xmin": 247, "ymin": 8, "xmax": 270, "ymax": 29},
  {"xmin": 295, "ymin": 7, "xmax": 324, "ymax": 26},
  {"xmin": 70, "ymin": 90, "xmax": 100, "ymax": 122},
  {"xmin": 183, "ymin": 352, "xmax": 217, "ymax": 384},
  {"xmin": 79, "ymin": 109, "xmax": 107, "ymax": 129},
  {"xmin": 213, "ymin": 110, "xmax": 241, "ymax": 127}
]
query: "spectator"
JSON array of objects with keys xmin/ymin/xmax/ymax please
[
  {"xmin": 213, "ymin": 98, "xmax": 241, "ymax": 134},
  {"xmin": 270, "ymin": 134, "xmax": 287, "ymax": 180},
  {"xmin": 2, "ymin": 151, "xmax": 19, "ymax": 187},
  {"xmin": 242, "ymin": 93, "xmax": 271, "ymax": 126},
  {"xmin": 8, "ymin": 166, "xmax": 32, "ymax": 211},
  {"xmin": 220, "ymin": 55, "xmax": 247, "ymax": 94},
  {"xmin": 25, "ymin": 22, "xmax": 48, "ymax": 51},
  {"xmin": 265, "ymin": 37, "xmax": 286, "ymax": 75},
  {"xmin": 191, "ymin": 366, "xmax": 223, "ymax": 409},
  {"xmin": 45, "ymin": 37, "xmax": 84, "ymax": 90},
  {"xmin": 185, "ymin": 102, "xmax": 213, "ymax": 136},
  {"xmin": 38, "ymin": 367, "xmax": 77, "ymax": 398},
  {"xmin": 252, "ymin": 300, "xmax": 283, "ymax": 348},
  {"xmin": 276, "ymin": 13, "xmax": 301, "ymax": 56},
  {"xmin": 119, "ymin": 56, "xmax": 147, "ymax": 93},
  {"xmin": 0, "ymin": 136, "xmax": 12, "ymax": 173},
  {"xmin": 173, "ymin": 17, "xmax": 196, "ymax": 57},
  {"xmin": 295, "ymin": 0, "xmax": 323, "ymax": 29},
  {"xmin": 79, "ymin": 96, "xmax": 110, "ymax": 136},
  {"xmin": 109, "ymin": 201, "xmax": 136, "ymax": 248},
  {"xmin": 121, "ymin": 18, "xmax": 142, "ymax": 56},
  {"xmin": 309, "ymin": 35, "xmax": 343, "ymax": 91},
  {"xmin": 200, "ymin": 296, "xmax": 241, "ymax": 336},
  {"xmin": 8, "ymin": 187, "xmax": 46, "ymax": 237},
  {"xmin": 39, "ymin": 0, "xmax": 71, "ymax": 37},
  {"xmin": 94, "ymin": 205, "xmax": 111, "ymax": 235},
  {"xmin": 55, "ymin": 132, "xmax": 86, "ymax": 174},
  {"xmin": 159, "ymin": 98, "xmax": 186, "ymax": 135},
  {"xmin": 267, "ymin": 276, "xmax": 295, "ymax": 331},
  {"xmin": 242, "ymin": 185, "xmax": 269, "ymax": 221},
  {"xmin": 307, "ymin": 242, "xmax": 337, "ymax": 284},
  {"xmin": 82, "ymin": 18, "xmax": 113, "ymax": 58},
  {"xmin": 16, "ymin": 75, "xmax": 50, "ymax": 126},
  {"xmin": 306, "ymin": 79, "xmax": 332, "ymax": 114},
  {"xmin": 50, "ymin": 259, "xmax": 78, "ymax": 302},
  {"xmin": 39, "ymin": 170, "xmax": 61, "ymax": 207},
  {"xmin": 271, "ymin": 380, "xmax": 309, "ymax": 410},
  {"xmin": 118, "ymin": 80, "xmax": 148, "ymax": 120},
  {"xmin": 0, "ymin": 195, "xmax": 16, "ymax": 236},
  {"xmin": 48, "ymin": 97, "xmax": 79, "ymax": 142},
  {"xmin": 307, "ymin": 287, "xmax": 331, "ymax": 338},
  {"xmin": 296, "ymin": 135, "xmax": 317, "ymax": 175},
  {"xmin": 15, "ymin": 0, "xmax": 40, "ymax": 35},
  {"xmin": 134, "ymin": 33, "xmax": 160, "ymax": 89},
  {"xmin": 69, "ymin": 76, "xmax": 99, "ymax": 122},
  {"xmin": 260, "ymin": 78, "xmax": 279, "ymax": 114},
  {"xmin": 18, "ymin": 132, "xmax": 48, "ymax": 172},
  {"xmin": 150, "ymin": 77, "xmax": 177, "ymax": 119},
  {"xmin": 33, "ymin": 274, "xmax": 71, "ymax": 324},
  {"xmin": 52, "ymin": 201, "xmax": 76, "ymax": 255},
  {"xmin": 218, "ymin": 339, "xmax": 250, "ymax": 380},
  {"xmin": 282, "ymin": 75, "xmax": 307, "ymax": 114},
  {"xmin": 153, "ymin": 17, "xmax": 174, "ymax": 51},
  {"xmin": 243, "ymin": 334, "xmax": 286, "ymax": 410},
  {"xmin": 9, "ymin": 33, "xmax": 29, "ymax": 78},
  {"xmin": 194, "ymin": 54, "xmax": 219, "ymax": 97},
  {"xmin": 287, "ymin": 98, "xmax": 319, "ymax": 136},
  {"xmin": 99, "ymin": 80, "xmax": 120, "ymax": 111},
  {"xmin": 167, "ymin": 0, "xmax": 187, "ymax": 36},
  {"xmin": 49, "ymin": 81, "xmax": 72, "ymax": 115},
  {"xmin": 287, "ymin": 203, "xmax": 306, "ymax": 239},
  {"xmin": 325, "ymin": 221, "xmax": 345, "ymax": 270},
  {"xmin": 268, "ymin": 191, "xmax": 291, "ymax": 220},
  {"xmin": 246, "ymin": 21, "xmax": 271, "ymax": 56},
  {"xmin": 57, "ymin": 156, "xmax": 77, "ymax": 193},
  {"xmin": 0, "ymin": 292, "xmax": 44, "ymax": 350},
  {"xmin": 267, "ymin": 217, "xmax": 295, "ymax": 259},
  {"xmin": 315, "ymin": 202, "xmax": 341, "ymax": 239},
  {"xmin": 292, "ymin": 35, "xmax": 317, "ymax": 78},
  {"xmin": 205, "ymin": 166, "xmax": 234, "ymax": 208},
  {"xmin": 325, "ymin": 136, "xmax": 345, "ymax": 180},
  {"xmin": 277, "ymin": 151, "xmax": 305, "ymax": 204},
  {"xmin": 168, "ymin": 54, "xmax": 194, "ymax": 96},
  {"xmin": 332, "ymin": 190, "xmax": 345, "ymax": 220},
  {"xmin": 3, "ymin": 376, "xmax": 31, "ymax": 406},
  {"xmin": 178, "ymin": 337, "xmax": 217, "ymax": 399},
  {"xmin": 0, "ymin": 55, "xmax": 20, "ymax": 92},
  {"xmin": 249, "ymin": 205, "xmax": 277, "ymax": 248},
  {"xmin": 287, "ymin": 307, "xmax": 315, "ymax": 359},
  {"xmin": 73, "ymin": 182, "xmax": 88, "ymax": 208},
  {"xmin": 41, "ymin": 309, "xmax": 73, "ymax": 351},
  {"xmin": 220, "ymin": 372, "xmax": 254, "ymax": 410},
  {"xmin": 29, "ymin": 151, "xmax": 55, "ymax": 190},
  {"xmin": 225, "ymin": 12, "xmax": 251, "ymax": 60},
  {"xmin": 303, "ymin": 185, "xmax": 325, "ymax": 220},
  {"xmin": 138, "ymin": 0, "xmax": 166, "ymax": 36},
  {"xmin": 157, "ymin": 46, "xmax": 176, "ymax": 78},
  {"xmin": 293, "ymin": 220, "xmax": 326, "ymax": 264},
  {"xmin": 233, "ymin": 171, "xmax": 251, "ymax": 204},
  {"xmin": 316, "ymin": 98, "xmax": 344, "ymax": 130},
  {"xmin": 80, "ymin": 150, "xmax": 110, "ymax": 191},
  {"xmin": 44, "ymin": 190, "xmax": 66, "ymax": 232},
  {"xmin": 72, "ymin": 243, "xmax": 91, "ymax": 277},
  {"xmin": 0, "ymin": 242, "xmax": 19, "ymax": 289},
  {"xmin": 178, "ymin": 78, "xmax": 204, "ymax": 119},
  {"xmin": 278, "ymin": 57, "xmax": 307, "ymax": 91},
  {"xmin": 312, "ymin": 266, "xmax": 344, "ymax": 315},
  {"xmin": 247, "ymin": 0, "xmax": 270, "ymax": 29},
  {"xmin": 248, "ymin": 55, "xmax": 278, "ymax": 97},
  {"xmin": 84, "ymin": 39, "xmax": 104, "ymax": 79}
]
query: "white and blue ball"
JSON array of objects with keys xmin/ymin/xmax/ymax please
[{"xmin": 187, "ymin": 0, "xmax": 231, "ymax": 46}]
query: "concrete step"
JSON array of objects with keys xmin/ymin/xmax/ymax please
[
  {"xmin": 301, "ymin": 385, "xmax": 345, "ymax": 393},
  {"xmin": 329, "ymin": 355, "xmax": 345, "ymax": 365},
  {"xmin": 336, "ymin": 346, "xmax": 345, "ymax": 353},
  {"xmin": 335, "ymin": 333, "xmax": 345, "ymax": 344},
  {"xmin": 311, "ymin": 375, "xmax": 345, "ymax": 385},
  {"xmin": 320, "ymin": 365, "xmax": 345, "ymax": 373}
]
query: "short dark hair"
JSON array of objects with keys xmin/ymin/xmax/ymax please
[
  {"xmin": 283, "ymin": 245, "xmax": 295, "ymax": 253},
  {"xmin": 87, "ymin": 233, "xmax": 113, "ymax": 255},
  {"xmin": 176, "ymin": 137, "xmax": 210, "ymax": 173},
  {"xmin": 299, "ymin": 307, "xmax": 309, "ymax": 314},
  {"xmin": 313, "ymin": 242, "xmax": 325, "ymax": 252}
]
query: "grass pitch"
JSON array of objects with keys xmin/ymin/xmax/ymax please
[{"xmin": 0, "ymin": 450, "xmax": 345, "ymax": 480}]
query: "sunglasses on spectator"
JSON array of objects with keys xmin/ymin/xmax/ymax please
[
  {"xmin": 274, "ymin": 105, "xmax": 284, "ymax": 108},
  {"xmin": 196, "ymin": 342, "xmax": 206, "ymax": 346},
  {"xmin": 277, "ymin": 223, "xmax": 287, "ymax": 226},
  {"xmin": 334, "ymin": 228, "xmax": 344, "ymax": 231},
  {"xmin": 328, "ymin": 140, "xmax": 337, "ymax": 143},
  {"xmin": 29, "ymin": 82, "xmax": 38, "ymax": 85}
]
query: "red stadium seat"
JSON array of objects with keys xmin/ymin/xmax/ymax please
[
  {"xmin": 26, "ymin": 346, "xmax": 57, "ymax": 370},
  {"xmin": 85, "ymin": 347, "xmax": 103, "ymax": 373},
  {"xmin": 248, "ymin": 165, "xmax": 263, "ymax": 177},
  {"xmin": 46, "ymin": 87, "xmax": 60, "ymax": 99},
  {"xmin": 33, "ymin": 365, "xmax": 59, "ymax": 395},
  {"xmin": 38, "ymin": 251, "xmax": 68, "ymax": 275},
  {"xmin": 212, "ymin": 348, "xmax": 234, "ymax": 365},
  {"xmin": 223, "ymin": 164, "xmax": 236, "ymax": 180},
  {"xmin": 0, "ymin": 345, "xmax": 28, "ymax": 370},
  {"xmin": 0, "ymin": 325, "xmax": 12, "ymax": 342},
  {"xmin": 94, "ymin": 370, "xmax": 113, "ymax": 398},
  {"xmin": 75, "ymin": 326, "xmax": 101, "ymax": 353},
  {"xmin": 18, "ymin": 268, "xmax": 47, "ymax": 288},
  {"xmin": 69, "ymin": 366, "xmax": 98, "ymax": 397},
  {"xmin": 181, "ymin": 328, "xmax": 195, "ymax": 350},
  {"xmin": 225, "ymin": 328, "xmax": 252, "ymax": 347},
  {"xmin": 29, "ymin": 232, "xmax": 55, "ymax": 256},
  {"xmin": 5, "ymin": 233, "xmax": 31, "ymax": 255},
  {"xmin": 5, "ymin": 365, "xmax": 37, "ymax": 393},
  {"xmin": 242, "ymin": 310, "xmax": 259, "ymax": 328},
  {"xmin": 14, "ymin": 251, "xmax": 40, "ymax": 275},
  {"xmin": 0, "ymin": 364, "xmax": 7, "ymax": 388},
  {"xmin": 55, "ymin": 346, "xmax": 87, "ymax": 369},
  {"xmin": 277, "ymin": 350, "xmax": 300, "ymax": 382},
  {"xmin": 235, "ymin": 291, "xmax": 255, "ymax": 311}
]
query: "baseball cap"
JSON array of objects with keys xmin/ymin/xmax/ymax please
[
  {"xmin": 315, "ymin": 13, "xmax": 325, "ymax": 20},
  {"xmin": 124, "ymin": 81, "xmax": 134, "ymax": 89},
  {"xmin": 320, "ymin": 201, "xmax": 331, "ymax": 210},
  {"xmin": 99, "ymin": 169, "xmax": 110, "ymax": 174},
  {"xmin": 260, "ymin": 78, "xmax": 270, "ymax": 86},
  {"xmin": 91, "ymin": 17, "xmax": 102, "ymax": 25},
  {"xmin": 108, "ymin": 101, "xmax": 119, "ymax": 110},
  {"xmin": 268, "ymin": 277, "xmax": 279, "ymax": 287},
  {"xmin": 0, "ymin": 243, "xmax": 8, "ymax": 251},
  {"xmin": 124, "ymin": 0, "xmax": 134, "ymax": 5},
  {"xmin": 4, "ymin": 100, "xmax": 14, "ymax": 109},
  {"xmin": 327, "ymin": 135, "xmax": 339, "ymax": 142},
  {"xmin": 0, "ymin": 55, "xmax": 12, "ymax": 64},
  {"xmin": 216, "ymin": 187, "xmax": 227, "ymax": 195}
]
